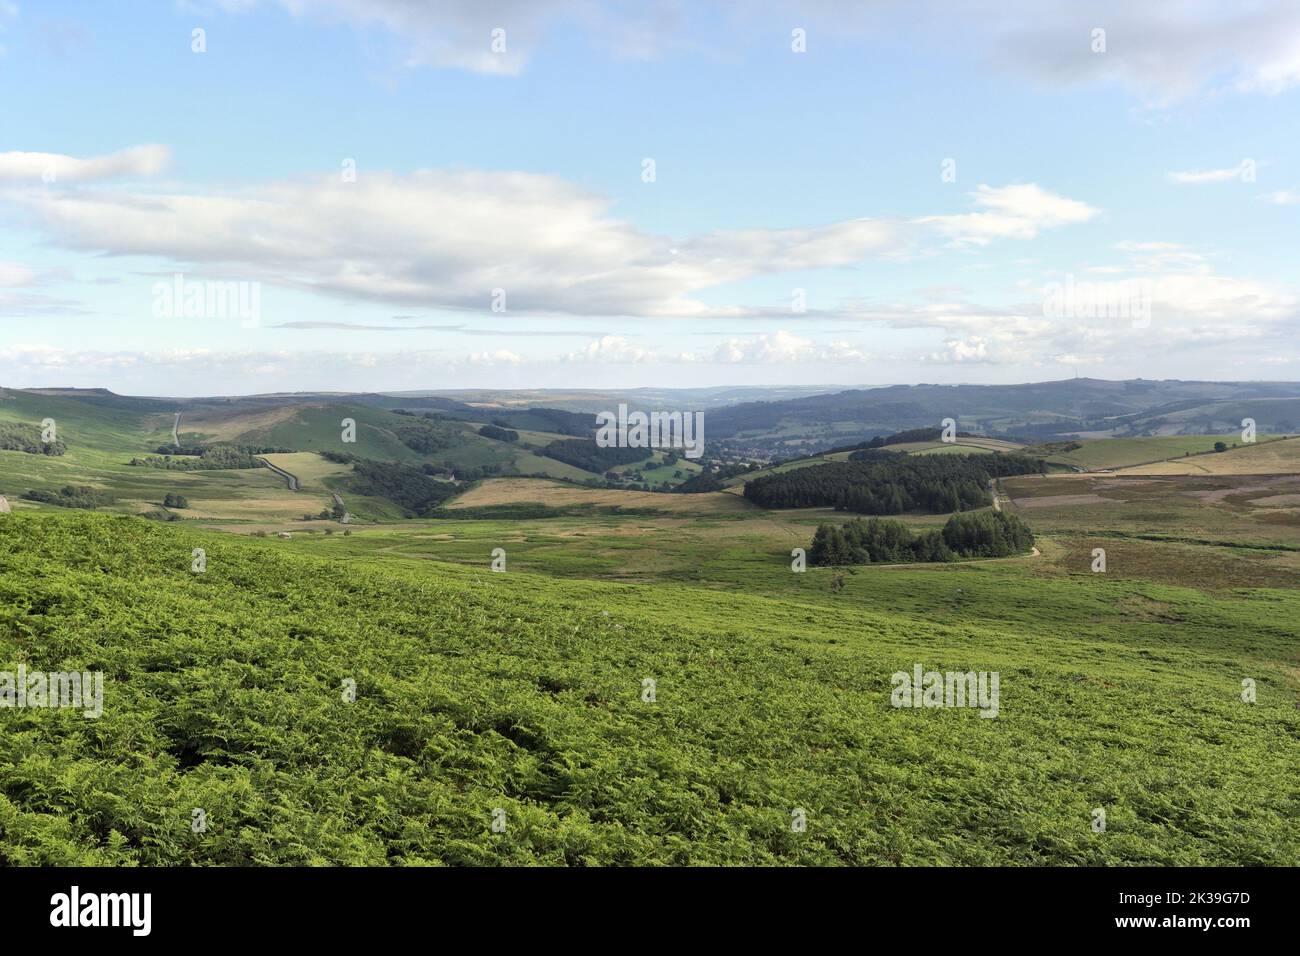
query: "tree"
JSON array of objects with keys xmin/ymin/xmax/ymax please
[
  {"xmin": 1214, "ymin": 441, "xmax": 1228, "ymax": 453},
  {"xmin": 163, "ymin": 493, "xmax": 189, "ymax": 509}
]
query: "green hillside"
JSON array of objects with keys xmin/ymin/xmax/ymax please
[
  {"xmin": 0, "ymin": 510, "xmax": 1295, "ymax": 865},
  {"xmin": 1032, "ymin": 435, "xmax": 1278, "ymax": 471}
]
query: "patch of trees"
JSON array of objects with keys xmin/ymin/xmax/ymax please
[
  {"xmin": 392, "ymin": 419, "xmax": 457, "ymax": 454},
  {"xmin": 478, "ymin": 424, "xmax": 519, "ymax": 442},
  {"xmin": 23, "ymin": 485, "xmax": 114, "ymax": 509},
  {"xmin": 809, "ymin": 511, "xmax": 1035, "ymax": 566},
  {"xmin": 163, "ymin": 493, "xmax": 189, "ymax": 509},
  {"xmin": 672, "ymin": 462, "xmax": 753, "ymax": 493},
  {"xmin": 673, "ymin": 471, "xmax": 725, "ymax": 493},
  {"xmin": 0, "ymin": 422, "xmax": 66, "ymax": 456},
  {"xmin": 860, "ymin": 426, "xmax": 977, "ymax": 448},
  {"xmin": 540, "ymin": 439, "xmax": 648, "ymax": 473},
  {"xmin": 320, "ymin": 450, "xmax": 360, "ymax": 464},
  {"xmin": 131, "ymin": 444, "xmax": 271, "ymax": 470},
  {"xmin": 498, "ymin": 407, "xmax": 594, "ymax": 437},
  {"xmin": 744, "ymin": 451, "xmax": 1045, "ymax": 513},
  {"xmin": 421, "ymin": 461, "xmax": 503, "ymax": 481},
  {"xmin": 1027, "ymin": 440, "xmax": 1083, "ymax": 456},
  {"xmin": 154, "ymin": 443, "xmax": 291, "ymax": 456},
  {"xmin": 343, "ymin": 460, "xmax": 459, "ymax": 517}
]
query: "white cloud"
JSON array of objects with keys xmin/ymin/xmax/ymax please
[
  {"xmin": 923, "ymin": 337, "xmax": 990, "ymax": 364},
  {"xmin": 711, "ymin": 331, "xmax": 867, "ymax": 364},
  {"xmin": 0, "ymin": 145, "xmax": 171, "ymax": 183},
  {"xmin": 1166, "ymin": 164, "xmax": 1253, "ymax": 185},
  {"xmin": 976, "ymin": 0, "xmax": 1300, "ymax": 104},
  {"xmin": 1264, "ymin": 189, "xmax": 1300, "ymax": 205},
  {"xmin": 208, "ymin": 1, "xmax": 1300, "ymax": 104},
  {"xmin": 0, "ymin": 259, "xmax": 88, "ymax": 315},
  {"xmin": 555, "ymin": 331, "xmax": 869, "ymax": 366},
  {"xmin": 216, "ymin": 0, "xmax": 681, "ymax": 76},
  {"xmin": 919, "ymin": 183, "xmax": 1099, "ymax": 245},
  {"xmin": 466, "ymin": 349, "xmax": 524, "ymax": 366},
  {"xmin": 562, "ymin": 335, "xmax": 672, "ymax": 364},
  {"xmin": 0, "ymin": 260, "xmax": 36, "ymax": 287},
  {"xmin": 6, "ymin": 160, "xmax": 1096, "ymax": 319}
]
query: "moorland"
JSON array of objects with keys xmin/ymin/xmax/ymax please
[{"xmin": 1, "ymin": 379, "xmax": 1296, "ymax": 865}]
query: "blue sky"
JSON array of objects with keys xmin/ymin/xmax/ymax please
[{"xmin": 2, "ymin": 0, "xmax": 1299, "ymax": 394}]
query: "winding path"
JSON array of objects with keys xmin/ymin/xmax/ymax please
[
  {"xmin": 988, "ymin": 478, "xmax": 1014, "ymax": 513},
  {"xmin": 257, "ymin": 456, "xmax": 300, "ymax": 491}
]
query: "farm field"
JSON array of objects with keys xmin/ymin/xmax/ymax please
[
  {"xmin": 892, "ymin": 438, "xmax": 1023, "ymax": 455},
  {"xmin": 1001, "ymin": 473, "xmax": 1300, "ymax": 547},
  {"xmin": 259, "ymin": 452, "xmax": 353, "ymax": 491},
  {"xmin": 1115, "ymin": 437, "xmax": 1300, "ymax": 476},
  {"xmin": 1034, "ymin": 435, "xmax": 1283, "ymax": 471}
]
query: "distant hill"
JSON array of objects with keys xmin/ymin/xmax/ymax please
[
  {"xmin": 702, "ymin": 378, "xmax": 1300, "ymax": 458},
  {"xmin": 6, "ymin": 379, "xmax": 1300, "ymax": 468}
]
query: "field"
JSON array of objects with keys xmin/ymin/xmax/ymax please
[
  {"xmin": 892, "ymin": 438, "xmax": 1023, "ymax": 455},
  {"xmin": 1034, "ymin": 435, "xmax": 1285, "ymax": 472},
  {"xmin": 446, "ymin": 477, "xmax": 755, "ymax": 515},
  {"xmin": 1115, "ymin": 437, "xmax": 1300, "ymax": 475},
  {"xmin": 2, "ymin": 510, "xmax": 1296, "ymax": 865}
]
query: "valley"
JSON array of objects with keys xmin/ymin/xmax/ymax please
[{"xmin": 1, "ymin": 379, "xmax": 1297, "ymax": 865}]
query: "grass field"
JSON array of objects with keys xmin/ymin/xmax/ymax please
[
  {"xmin": 1115, "ymin": 437, "xmax": 1300, "ymax": 475},
  {"xmin": 892, "ymin": 438, "xmax": 1023, "ymax": 455},
  {"xmin": 447, "ymin": 477, "xmax": 756, "ymax": 515},
  {"xmin": 1035, "ymin": 435, "xmax": 1284, "ymax": 471},
  {"xmin": 2, "ymin": 509, "xmax": 1295, "ymax": 865},
  {"xmin": 259, "ymin": 452, "xmax": 353, "ymax": 491}
]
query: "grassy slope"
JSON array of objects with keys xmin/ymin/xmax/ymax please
[
  {"xmin": 0, "ymin": 390, "xmax": 320, "ymax": 521},
  {"xmin": 1040, "ymin": 436, "xmax": 1278, "ymax": 471},
  {"xmin": 1116, "ymin": 436, "xmax": 1300, "ymax": 475},
  {"xmin": 0, "ymin": 510, "xmax": 1295, "ymax": 865}
]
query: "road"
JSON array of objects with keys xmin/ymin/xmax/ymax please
[
  {"xmin": 257, "ymin": 456, "xmax": 299, "ymax": 491},
  {"xmin": 172, "ymin": 412, "xmax": 181, "ymax": 445},
  {"xmin": 989, "ymin": 478, "xmax": 1014, "ymax": 513}
]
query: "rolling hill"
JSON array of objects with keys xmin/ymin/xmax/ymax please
[{"xmin": 1, "ymin": 509, "xmax": 1295, "ymax": 865}]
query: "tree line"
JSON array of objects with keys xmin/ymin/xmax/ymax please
[
  {"xmin": 541, "ymin": 439, "xmax": 649, "ymax": 473},
  {"xmin": 131, "ymin": 444, "xmax": 278, "ymax": 471},
  {"xmin": 478, "ymin": 424, "xmax": 519, "ymax": 442},
  {"xmin": 0, "ymin": 422, "xmax": 66, "ymax": 456},
  {"xmin": 343, "ymin": 460, "xmax": 459, "ymax": 517},
  {"xmin": 23, "ymin": 485, "xmax": 114, "ymax": 509},
  {"xmin": 809, "ymin": 510, "xmax": 1035, "ymax": 565},
  {"xmin": 743, "ymin": 450, "xmax": 1045, "ymax": 513}
]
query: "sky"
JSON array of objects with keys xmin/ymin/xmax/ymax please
[{"xmin": 1, "ymin": 0, "xmax": 1299, "ymax": 395}]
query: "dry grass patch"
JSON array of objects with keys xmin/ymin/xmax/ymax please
[
  {"xmin": 1117, "ymin": 437, "xmax": 1300, "ymax": 476},
  {"xmin": 447, "ymin": 478, "xmax": 757, "ymax": 514}
]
